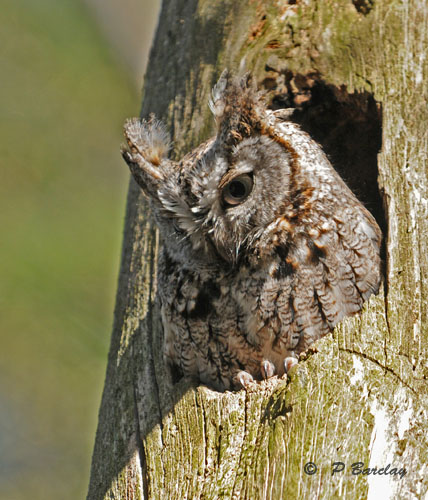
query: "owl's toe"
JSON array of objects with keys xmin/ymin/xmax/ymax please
[
  {"xmin": 235, "ymin": 370, "xmax": 255, "ymax": 389},
  {"xmin": 284, "ymin": 356, "xmax": 298, "ymax": 375},
  {"xmin": 261, "ymin": 360, "xmax": 276, "ymax": 379}
]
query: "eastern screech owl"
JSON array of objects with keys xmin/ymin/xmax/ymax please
[{"xmin": 122, "ymin": 71, "xmax": 382, "ymax": 391}]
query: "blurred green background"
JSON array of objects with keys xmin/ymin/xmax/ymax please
[{"xmin": 0, "ymin": 0, "xmax": 159, "ymax": 498}]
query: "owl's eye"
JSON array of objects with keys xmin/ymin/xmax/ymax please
[{"xmin": 222, "ymin": 174, "xmax": 253, "ymax": 207}]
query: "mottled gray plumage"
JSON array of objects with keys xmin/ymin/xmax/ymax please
[{"xmin": 122, "ymin": 71, "xmax": 382, "ymax": 391}]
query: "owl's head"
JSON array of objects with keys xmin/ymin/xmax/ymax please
[{"xmin": 122, "ymin": 71, "xmax": 295, "ymax": 269}]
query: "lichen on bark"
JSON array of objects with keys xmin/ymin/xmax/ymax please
[{"xmin": 87, "ymin": 1, "xmax": 428, "ymax": 499}]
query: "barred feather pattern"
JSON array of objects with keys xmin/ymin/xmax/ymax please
[{"xmin": 122, "ymin": 71, "xmax": 382, "ymax": 391}]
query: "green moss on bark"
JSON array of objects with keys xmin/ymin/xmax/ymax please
[{"xmin": 88, "ymin": 1, "xmax": 428, "ymax": 498}]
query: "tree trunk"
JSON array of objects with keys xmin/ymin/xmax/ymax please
[{"xmin": 87, "ymin": 1, "xmax": 428, "ymax": 498}]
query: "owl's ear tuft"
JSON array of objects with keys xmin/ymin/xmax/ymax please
[
  {"xmin": 121, "ymin": 115, "xmax": 173, "ymax": 193},
  {"xmin": 209, "ymin": 70, "xmax": 267, "ymax": 148},
  {"xmin": 122, "ymin": 115, "xmax": 170, "ymax": 166}
]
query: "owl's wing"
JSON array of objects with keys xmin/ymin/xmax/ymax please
[
  {"xmin": 277, "ymin": 204, "xmax": 382, "ymax": 352},
  {"xmin": 259, "ymin": 115, "xmax": 383, "ymax": 352}
]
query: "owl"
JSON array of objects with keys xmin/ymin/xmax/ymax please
[{"xmin": 122, "ymin": 71, "xmax": 382, "ymax": 391}]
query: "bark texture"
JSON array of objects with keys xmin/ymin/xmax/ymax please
[{"xmin": 87, "ymin": 1, "xmax": 428, "ymax": 498}]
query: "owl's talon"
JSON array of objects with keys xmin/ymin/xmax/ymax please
[
  {"xmin": 261, "ymin": 360, "xmax": 276, "ymax": 379},
  {"xmin": 235, "ymin": 370, "xmax": 254, "ymax": 389},
  {"xmin": 124, "ymin": 71, "xmax": 382, "ymax": 393},
  {"xmin": 284, "ymin": 356, "xmax": 298, "ymax": 375}
]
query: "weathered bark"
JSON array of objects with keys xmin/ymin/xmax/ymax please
[{"xmin": 87, "ymin": 1, "xmax": 428, "ymax": 499}]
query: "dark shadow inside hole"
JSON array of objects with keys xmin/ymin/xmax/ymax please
[
  {"xmin": 263, "ymin": 69, "xmax": 385, "ymax": 234},
  {"xmin": 352, "ymin": 0, "xmax": 374, "ymax": 15}
]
